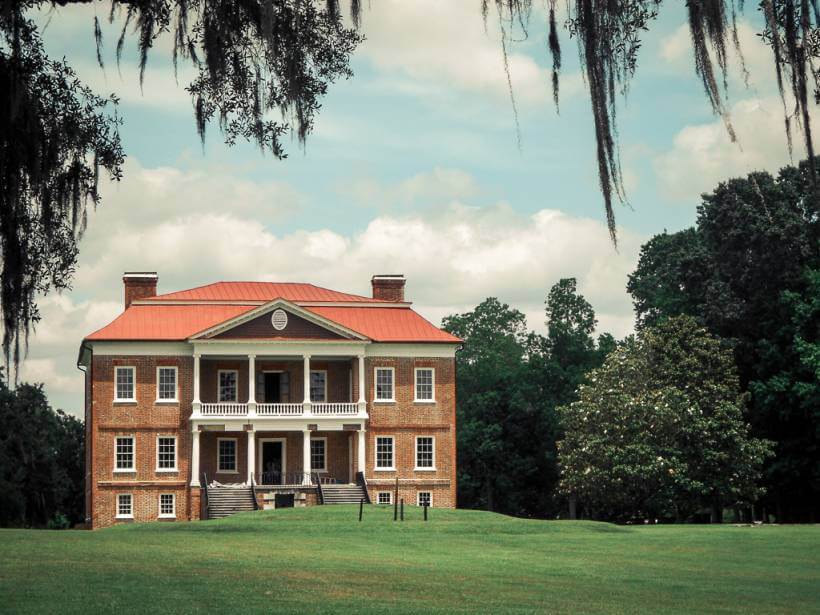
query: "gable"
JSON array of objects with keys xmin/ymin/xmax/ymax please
[{"xmin": 212, "ymin": 308, "xmax": 345, "ymax": 340}]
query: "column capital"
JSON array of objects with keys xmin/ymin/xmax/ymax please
[{"xmin": 302, "ymin": 353, "xmax": 312, "ymax": 359}]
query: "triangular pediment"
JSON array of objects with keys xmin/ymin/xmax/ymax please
[{"xmin": 189, "ymin": 298, "xmax": 368, "ymax": 341}]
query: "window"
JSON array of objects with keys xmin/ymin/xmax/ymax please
[
  {"xmin": 310, "ymin": 438, "xmax": 327, "ymax": 471},
  {"xmin": 310, "ymin": 370, "xmax": 327, "ymax": 402},
  {"xmin": 377, "ymin": 491, "xmax": 393, "ymax": 505},
  {"xmin": 156, "ymin": 436, "xmax": 177, "ymax": 471},
  {"xmin": 115, "ymin": 366, "xmax": 135, "ymax": 401},
  {"xmin": 415, "ymin": 436, "xmax": 435, "ymax": 470},
  {"xmin": 375, "ymin": 367, "xmax": 394, "ymax": 401},
  {"xmin": 218, "ymin": 370, "xmax": 238, "ymax": 402},
  {"xmin": 414, "ymin": 368, "xmax": 435, "ymax": 402},
  {"xmin": 159, "ymin": 494, "xmax": 176, "ymax": 518},
  {"xmin": 217, "ymin": 438, "xmax": 237, "ymax": 472},
  {"xmin": 115, "ymin": 436, "xmax": 135, "ymax": 472},
  {"xmin": 156, "ymin": 366, "xmax": 177, "ymax": 401},
  {"xmin": 417, "ymin": 491, "xmax": 432, "ymax": 507},
  {"xmin": 375, "ymin": 436, "xmax": 394, "ymax": 470},
  {"xmin": 116, "ymin": 494, "xmax": 133, "ymax": 519}
]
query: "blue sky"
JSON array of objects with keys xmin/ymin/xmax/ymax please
[{"xmin": 23, "ymin": 1, "xmax": 801, "ymax": 414}]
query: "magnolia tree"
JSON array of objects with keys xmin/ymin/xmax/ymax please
[{"xmin": 558, "ymin": 316, "xmax": 772, "ymax": 522}]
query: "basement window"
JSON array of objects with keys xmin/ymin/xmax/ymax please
[
  {"xmin": 377, "ymin": 491, "xmax": 393, "ymax": 505},
  {"xmin": 116, "ymin": 494, "xmax": 133, "ymax": 519},
  {"xmin": 417, "ymin": 492, "xmax": 432, "ymax": 507}
]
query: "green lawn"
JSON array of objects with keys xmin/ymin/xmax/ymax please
[{"xmin": 1, "ymin": 506, "xmax": 818, "ymax": 614}]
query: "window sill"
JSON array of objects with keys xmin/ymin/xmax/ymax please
[
  {"xmin": 158, "ymin": 514, "xmax": 176, "ymax": 519},
  {"xmin": 113, "ymin": 469, "xmax": 136, "ymax": 474},
  {"xmin": 413, "ymin": 400, "xmax": 436, "ymax": 404},
  {"xmin": 156, "ymin": 468, "xmax": 179, "ymax": 473},
  {"xmin": 115, "ymin": 515, "xmax": 134, "ymax": 520},
  {"xmin": 155, "ymin": 399, "xmax": 179, "ymax": 405},
  {"xmin": 113, "ymin": 400, "xmax": 137, "ymax": 405},
  {"xmin": 373, "ymin": 400, "xmax": 396, "ymax": 404},
  {"xmin": 374, "ymin": 467, "xmax": 396, "ymax": 472},
  {"xmin": 414, "ymin": 467, "xmax": 437, "ymax": 472}
]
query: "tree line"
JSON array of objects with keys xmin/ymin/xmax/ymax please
[{"xmin": 444, "ymin": 158, "xmax": 819, "ymax": 523}]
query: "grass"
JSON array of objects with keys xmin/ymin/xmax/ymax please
[{"xmin": 1, "ymin": 506, "xmax": 819, "ymax": 614}]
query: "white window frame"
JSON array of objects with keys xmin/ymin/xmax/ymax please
[
  {"xmin": 114, "ymin": 435, "xmax": 135, "ymax": 473},
  {"xmin": 217, "ymin": 369, "xmax": 239, "ymax": 402},
  {"xmin": 156, "ymin": 435, "xmax": 178, "ymax": 472},
  {"xmin": 155, "ymin": 366, "xmax": 178, "ymax": 403},
  {"xmin": 374, "ymin": 367, "xmax": 395, "ymax": 402},
  {"xmin": 114, "ymin": 366, "xmax": 136, "ymax": 402},
  {"xmin": 414, "ymin": 435, "xmax": 436, "ymax": 471},
  {"xmin": 158, "ymin": 493, "xmax": 176, "ymax": 519},
  {"xmin": 116, "ymin": 493, "xmax": 134, "ymax": 519},
  {"xmin": 414, "ymin": 367, "xmax": 435, "ymax": 402},
  {"xmin": 417, "ymin": 491, "xmax": 433, "ymax": 507},
  {"xmin": 217, "ymin": 437, "xmax": 238, "ymax": 473},
  {"xmin": 310, "ymin": 370, "xmax": 328, "ymax": 403},
  {"xmin": 375, "ymin": 435, "xmax": 395, "ymax": 471},
  {"xmin": 310, "ymin": 437, "xmax": 327, "ymax": 472},
  {"xmin": 376, "ymin": 491, "xmax": 393, "ymax": 505}
]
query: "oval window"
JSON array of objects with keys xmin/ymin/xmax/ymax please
[{"xmin": 271, "ymin": 309, "xmax": 288, "ymax": 331}]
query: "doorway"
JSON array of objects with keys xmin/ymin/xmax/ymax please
[
  {"xmin": 258, "ymin": 438, "xmax": 287, "ymax": 484},
  {"xmin": 263, "ymin": 372, "xmax": 281, "ymax": 403}
]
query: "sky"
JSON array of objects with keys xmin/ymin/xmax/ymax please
[{"xmin": 21, "ymin": 1, "xmax": 806, "ymax": 416}]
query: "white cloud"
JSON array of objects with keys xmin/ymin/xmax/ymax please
[
  {"xmin": 21, "ymin": 160, "xmax": 641, "ymax": 416},
  {"xmin": 654, "ymin": 97, "xmax": 810, "ymax": 199}
]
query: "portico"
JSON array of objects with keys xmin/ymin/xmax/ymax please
[{"xmin": 189, "ymin": 341, "xmax": 369, "ymax": 488}]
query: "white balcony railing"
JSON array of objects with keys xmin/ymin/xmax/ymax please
[
  {"xmin": 196, "ymin": 401, "xmax": 363, "ymax": 418},
  {"xmin": 200, "ymin": 402, "xmax": 248, "ymax": 416},
  {"xmin": 257, "ymin": 403, "xmax": 303, "ymax": 416},
  {"xmin": 312, "ymin": 402, "xmax": 359, "ymax": 415}
]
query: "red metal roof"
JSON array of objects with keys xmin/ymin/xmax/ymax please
[
  {"xmin": 150, "ymin": 282, "xmax": 383, "ymax": 303},
  {"xmin": 85, "ymin": 305, "xmax": 256, "ymax": 340},
  {"xmin": 305, "ymin": 307, "xmax": 461, "ymax": 343}
]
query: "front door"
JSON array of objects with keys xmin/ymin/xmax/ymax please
[
  {"xmin": 263, "ymin": 372, "xmax": 281, "ymax": 403},
  {"xmin": 260, "ymin": 440, "xmax": 284, "ymax": 484}
]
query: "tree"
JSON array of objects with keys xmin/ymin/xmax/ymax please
[
  {"xmin": 442, "ymin": 279, "xmax": 613, "ymax": 518},
  {"xmin": 484, "ymin": 1, "xmax": 820, "ymax": 242},
  {"xmin": 0, "ymin": 372, "xmax": 85, "ymax": 527},
  {"xmin": 558, "ymin": 316, "xmax": 772, "ymax": 522},
  {"xmin": 627, "ymin": 158, "xmax": 820, "ymax": 521},
  {"xmin": 1, "ymin": 1, "xmax": 360, "ymax": 375}
]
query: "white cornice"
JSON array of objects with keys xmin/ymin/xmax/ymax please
[{"xmin": 130, "ymin": 299, "xmax": 412, "ymax": 308}]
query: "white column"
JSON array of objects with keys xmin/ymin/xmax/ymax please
[
  {"xmin": 190, "ymin": 429, "xmax": 201, "ymax": 487},
  {"xmin": 247, "ymin": 429, "xmax": 256, "ymax": 484},
  {"xmin": 357, "ymin": 428, "xmax": 366, "ymax": 478},
  {"xmin": 357, "ymin": 354, "xmax": 367, "ymax": 415},
  {"xmin": 247, "ymin": 354, "xmax": 257, "ymax": 418},
  {"xmin": 303, "ymin": 429, "xmax": 312, "ymax": 485},
  {"xmin": 302, "ymin": 353, "xmax": 312, "ymax": 415},
  {"xmin": 192, "ymin": 353, "xmax": 201, "ymax": 412}
]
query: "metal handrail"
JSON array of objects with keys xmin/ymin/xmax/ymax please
[
  {"xmin": 202, "ymin": 472, "xmax": 210, "ymax": 520},
  {"xmin": 314, "ymin": 472, "xmax": 325, "ymax": 505},
  {"xmin": 356, "ymin": 472, "xmax": 371, "ymax": 504},
  {"xmin": 249, "ymin": 472, "xmax": 259, "ymax": 511}
]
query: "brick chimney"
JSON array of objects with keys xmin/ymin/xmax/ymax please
[
  {"xmin": 123, "ymin": 272, "xmax": 158, "ymax": 309},
  {"xmin": 371, "ymin": 274, "xmax": 406, "ymax": 302}
]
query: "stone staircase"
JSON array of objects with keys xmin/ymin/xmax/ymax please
[
  {"xmin": 206, "ymin": 486, "xmax": 256, "ymax": 519},
  {"xmin": 320, "ymin": 483, "xmax": 369, "ymax": 505}
]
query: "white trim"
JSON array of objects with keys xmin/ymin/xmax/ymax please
[
  {"xmin": 116, "ymin": 493, "xmax": 134, "ymax": 519},
  {"xmin": 417, "ymin": 491, "xmax": 433, "ymax": 507},
  {"xmin": 366, "ymin": 343, "xmax": 459, "ymax": 358},
  {"xmin": 114, "ymin": 435, "xmax": 136, "ymax": 472},
  {"xmin": 193, "ymin": 340, "xmax": 369, "ymax": 358},
  {"xmin": 217, "ymin": 369, "xmax": 239, "ymax": 402},
  {"xmin": 414, "ymin": 435, "xmax": 436, "ymax": 471},
  {"xmin": 310, "ymin": 369, "xmax": 328, "ymax": 402},
  {"xmin": 414, "ymin": 367, "xmax": 435, "ymax": 403},
  {"xmin": 155, "ymin": 435, "xmax": 178, "ymax": 472},
  {"xmin": 376, "ymin": 491, "xmax": 393, "ymax": 505},
  {"xmin": 374, "ymin": 435, "xmax": 395, "ymax": 471},
  {"xmin": 114, "ymin": 366, "xmax": 136, "ymax": 402},
  {"xmin": 374, "ymin": 367, "xmax": 395, "ymax": 402},
  {"xmin": 132, "ymin": 299, "xmax": 412, "ymax": 308},
  {"xmin": 310, "ymin": 436, "xmax": 328, "ymax": 472},
  {"xmin": 158, "ymin": 493, "xmax": 176, "ymax": 519},
  {"xmin": 257, "ymin": 437, "xmax": 288, "ymax": 478},
  {"xmin": 89, "ymin": 341, "xmax": 192, "ymax": 356},
  {"xmin": 155, "ymin": 366, "xmax": 179, "ymax": 403},
  {"xmin": 216, "ymin": 437, "xmax": 238, "ymax": 473},
  {"xmin": 190, "ymin": 298, "xmax": 369, "ymax": 341}
]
